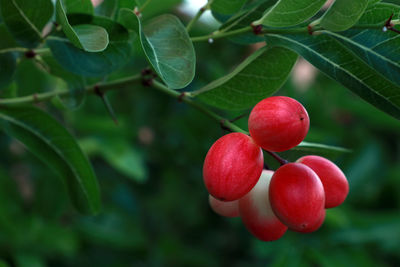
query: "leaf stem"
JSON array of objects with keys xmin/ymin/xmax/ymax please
[
  {"xmin": 0, "ymin": 47, "xmax": 29, "ymax": 54},
  {"xmin": 0, "ymin": 74, "xmax": 142, "ymax": 106},
  {"xmin": 191, "ymin": 26, "xmax": 252, "ymax": 42},
  {"xmin": 151, "ymin": 80, "xmax": 248, "ymax": 134},
  {"xmin": 266, "ymin": 151, "xmax": 289, "ymax": 166},
  {"xmin": 186, "ymin": 1, "xmax": 212, "ymax": 33}
]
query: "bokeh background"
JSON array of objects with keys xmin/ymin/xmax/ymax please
[{"xmin": 1, "ymin": 0, "xmax": 400, "ymax": 266}]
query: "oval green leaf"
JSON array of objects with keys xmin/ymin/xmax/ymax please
[
  {"xmin": 265, "ymin": 33, "xmax": 400, "ymax": 119},
  {"xmin": 320, "ymin": 0, "xmax": 369, "ymax": 32},
  {"xmin": 143, "ymin": 15, "xmax": 196, "ymax": 89},
  {"xmin": 48, "ymin": 15, "xmax": 132, "ymax": 77},
  {"xmin": 65, "ymin": 0, "xmax": 94, "ymax": 14},
  {"xmin": 119, "ymin": 10, "xmax": 196, "ymax": 89},
  {"xmin": 211, "ymin": 0, "xmax": 247, "ymax": 15},
  {"xmin": 72, "ymin": 24, "xmax": 109, "ymax": 52},
  {"xmin": 0, "ymin": 106, "xmax": 101, "ymax": 214},
  {"xmin": 254, "ymin": 0, "xmax": 326, "ymax": 27},
  {"xmin": 195, "ymin": 46, "xmax": 297, "ymax": 110},
  {"xmin": 0, "ymin": 0, "xmax": 53, "ymax": 48},
  {"xmin": 56, "ymin": 0, "xmax": 109, "ymax": 52},
  {"xmin": 326, "ymin": 28, "xmax": 400, "ymax": 87},
  {"xmin": 357, "ymin": 2, "xmax": 400, "ymax": 26}
]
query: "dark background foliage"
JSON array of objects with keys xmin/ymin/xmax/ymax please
[{"xmin": 0, "ymin": 0, "xmax": 400, "ymax": 266}]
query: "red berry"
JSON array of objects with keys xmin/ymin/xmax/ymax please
[
  {"xmin": 248, "ymin": 96, "xmax": 310, "ymax": 152},
  {"xmin": 269, "ymin": 163, "xmax": 325, "ymax": 232},
  {"xmin": 209, "ymin": 195, "xmax": 239, "ymax": 218},
  {"xmin": 297, "ymin": 155, "xmax": 349, "ymax": 208},
  {"xmin": 300, "ymin": 209, "xmax": 326, "ymax": 233},
  {"xmin": 239, "ymin": 170, "xmax": 287, "ymax": 241},
  {"xmin": 203, "ymin": 133, "xmax": 263, "ymax": 201}
]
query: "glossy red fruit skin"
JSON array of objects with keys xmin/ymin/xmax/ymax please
[
  {"xmin": 297, "ymin": 155, "xmax": 349, "ymax": 208},
  {"xmin": 239, "ymin": 170, "xmax": 287, "ymax": 241},
  {"xmin": 248, "ymin": 96, "xmax": 310, "ymax": 152},
  {"xmin": 269, "ymin": 163, "xmax": 325, "ymax": 232},
  {"xmin": 209, "ymin": 195, "xmax": 239, "ymax": 218},
  {"xmin": 298, "ymin": 209, "xmax": 326, "ymax": 233},
  {"xmin": 203, "ymin": 133, "xmax": 263, "ymax": 201}
]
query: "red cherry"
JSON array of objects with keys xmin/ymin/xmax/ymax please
[
  {"xmin": 203, "ymin": 132, "xmax": 263, "ymax": 201},
  {"xmin": 209, "ymin": 195, "xmax": 239, "ymax": 218},
  {"xmin": 297, "ymin": 155, "xmax": 349, "ymax": 208},
  {"xmin": 239, "ymin": 170, "xmax": 287, "ymax": 241},
  {"xmin": 269, "ymin": 163, "xmax": 325, "ymax": 232},
  {"xmin": 248, "ymin": 96, "xmax": 310, "ymax": 152}
]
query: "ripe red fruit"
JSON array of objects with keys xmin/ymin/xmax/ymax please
[
  {"xmin": 248, "ymin": 96, "xmax": 310, "ymax": 152},
  {"xmin": 209, "ymin": 195, "xmax": 239, "ymax": 218},
  {"xmin": 269, "ymin": 163, "xmax": 325, "ymax": 232},
  {"xmin": 297, "ymin": 155, "xmax": 349, "ymax": 208},
  {"xmin": 203, "ymin": 132, "xmax": 263, "ymax": 201},
  {"xmin": 299, "ymin": 209, "xmax": 326, "ymax": 233},
  {"xmin": 239, "ymin": 170, "xmax": 287, "ymax": 241}
]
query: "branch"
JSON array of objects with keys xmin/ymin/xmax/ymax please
[
  {"xmin": 190, "ymin": 21, "xmax": 393, "ymax": 43},
  {"xmin": 151, "ymin": 80, "xmax": 248, "ymax": 134},
  {"xmin": 266, "ymin": 151, "xmax": 289, "ymax": 166},
  {"xmin": 0, "ymin": 74, "xmax": 142, "ymax": 106},
  {"xmin": 191, "ymin": 26, "xmax": 252, "ymax": 42},
  {"xmin": 0, "ymin": 73, "xmax": 247, "ymax": 134}
]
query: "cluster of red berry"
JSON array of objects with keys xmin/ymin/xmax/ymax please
[{"xmin": 203, "ymin": 96, "xmax": 349, "ymax": 241}]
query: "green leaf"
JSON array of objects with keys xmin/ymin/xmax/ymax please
[
  {"xmin": 119, "ymin": 10, "xmax": 195, "ymax": 89},
  {"xmin": 0, "ymin": 106, "xmax": 101, "ymax": 214},
  {"xmin": 134, "ymin": 0, "xmax": 183, "ymax": 20},
  {"xmin": 41, "ymin": 55, "xmax": 87, "ymax": 108},
  {"xmin": 65, "ymin": 0, "xmax": 94, "ymax": 14},
  {"xmin": 0, "ymin": 53, "xmax": 17, "ymax": 90},
  {"xmin": 320, "ymin": 0, "xmax": 369, "ymax": 32},
  {"xmin": 95, "ymin": 0, "xmax": 135, "ymax": 18},
  {"xmin": 195, "ymin": 46, "xmax": 297, "ymax": 110},
  {"xmin": 101, "ymin": 142, "xmax": 147, "ymax": 183},
  {"xmin": 211, "ymin": 0, "xmax": 247, "ymax": 15},
  {"xmin": 295, "ymin": 141, "xmax": 352, "ymax": 154},
  {"xmin": 218, "ymin": 0, "xmax": 277, "ymax": 44},
  {"xmin": 80, "ymin": 138, "xmax": 148, "ymax": 183},
  {"xmin": 281, "ymin": 141, "xmax": 352, "ymax": 161},
  {"xmin": 254, "ymin": 0, "xmax": 326, "ymax": 27},
  {"xmin": 325, "ymin": 29, "xmax": 400, "ymax": 87},
  {"xmin": 0, "ymin": 0, "xmax": 53, "ymax": 48},
  {"xmin": 118, "ymin": 8, "xmax": 140, "ymax": 30},
  {"xmin": 368, "ymin": 0, "xmax": 382, "ymax": 7},
  {"xmin": 72, "ymin": 24, "xmax": 109, "ymax": 52},
  {"xmin": 56, "ymin": 0, "xmax": 109, "ymax": 52},
  {"xmin": 0, "ymin": 23, "xmax": 18, "ymax": 51},
  {"xmin": 357, "ymin": 2, "xmax": 400, "ymax": 26},
  {"xmin": 48, "ymin": 15, "xmax": 132, "ymax": 77},
  {"xmin": 265, "ymin": 33, "xmax": 400, "ymax": 119},
  {"xmin": 14, "ymin": 59, "xmax": 59, "ymax": 96}
]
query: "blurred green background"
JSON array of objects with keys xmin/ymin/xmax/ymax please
[{"xmin": 1, "ymin": 0, "xmax": 400, "ymax": 266}]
